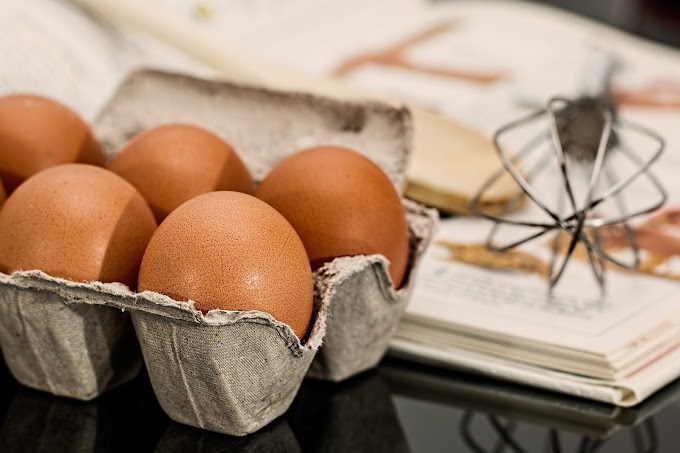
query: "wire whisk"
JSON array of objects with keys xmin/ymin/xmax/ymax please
[{"xmin": 469, "ymin": 50, "xmax": 667, "ymax": 292}]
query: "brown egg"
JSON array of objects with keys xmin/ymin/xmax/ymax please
[
  {"xmin": 107, "ymin": 123, "xmax": 255, "ymax": 223},
  {"xmin": 0, "ymin": 176, "xmax": 5, "ymax": 209},
  {"xmin": 255, "ymin": 145, "xmax": 410, "ymax": 288},
  {"xmin": 0, "ymin": 164, "xmax": 157, "ymax": 289},
  {"xmin": 138, "ymin": 191, "xmax": 314, "ymax": 339},
  {"xmin": 0, "ymin": 94, "xmax": 105, "ymax": 194}
]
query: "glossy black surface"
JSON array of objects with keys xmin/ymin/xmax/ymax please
[
  {"xmin": 3, "ymin": 355, "xmax": 680, "ymax": 452},
  {"xmin": 385, "ymin": 357, "xmax": 680, "ymax": 452}
]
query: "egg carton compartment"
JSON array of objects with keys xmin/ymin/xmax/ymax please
[
  {"xmin": 307, "ymin": 199, "xmax": 438, "ymax": 382},
  {"xmin": 130, "ymin": 299, "xmax": 327, "ymax": 436},
  {"xmin": 0, "ymin": 273, "xmax": 141, "ymax": 401}
]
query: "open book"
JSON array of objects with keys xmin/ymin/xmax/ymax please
[{"xmin": 11, "ymin": 0, "xmax": 680, "ymax": 406}]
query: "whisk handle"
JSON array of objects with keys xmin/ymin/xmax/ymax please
[{"xmin": 581, "ymin": 48, "xmax": 619, "ymax": 100}]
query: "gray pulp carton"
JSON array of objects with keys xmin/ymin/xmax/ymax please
[
  {"xmin": 0, "ymin": 274, "xmax": 141, "ymax": 401},
  {"xmin": 307, "ymin": 199, "xmax": 437, "ymax": 382},
  {"xmin": 0, "ymin": 69, "xmax": 438, "ymax": 435},
  {"xmin": 0, "ymin": 272, "xmax": 327, "ymax": 435}
]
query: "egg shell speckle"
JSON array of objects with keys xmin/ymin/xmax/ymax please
[
  {"xmin": 0, "ymin": 94, "xmax": 105, "ymax": 193},
  {"xmin": 107, "ymin": 123, "xmax": 255, "ymax": 222},
  {"xmin": 255, "ymin": 145, "xmax": 411, "ymax": 288},
  {"xmin": 0, "ymin": 177, "xmax": 5, "ymax": 208},
  {"xmin": 0, "ymin": 164, "xmax": 157, "ymax": 289},
  {"xmin": 138, "ymin": 191, "xmax": 314, "ymax": 339}
]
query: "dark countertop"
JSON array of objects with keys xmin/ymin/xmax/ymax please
[{"xmin": 3, "ymin": 354, "xmax": 680, "ymax": 452}]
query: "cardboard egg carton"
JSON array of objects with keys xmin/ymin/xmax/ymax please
[{"xmin": 0, "ymin": 69, "xmax": 438, "ymax": 435}]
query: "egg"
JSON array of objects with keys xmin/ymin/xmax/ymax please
[
  {"xmin": 0, "ymin": 94, "xmax": 105, "ymax": 194},
  {"xmin": 0, "ymin": 177, "xmax": 5, "ymax": 209},
  {"xmin": 0, "ymin": 164, "xmax": 157, "ymax": 289},
  {"xmin": 138, "ymin": 191, "xmax": 314, "ymax": 339},
  {"xmin": 255, "ymin": 145, "xmax": 410, "ymax": 288},
  {"xmin": 107, "ymin": 123, "xmax": 255, "ymax": 223}
]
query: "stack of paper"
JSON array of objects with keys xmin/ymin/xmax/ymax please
[{"xmin": 391, "ymin": 215, "xmax": 680, "ymax": 406}]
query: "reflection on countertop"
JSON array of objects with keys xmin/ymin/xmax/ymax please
[
  {"xmin": 2, "ymin": 355, "xmax": 680, "ymax": 452},
  {"xmin": 383, "ymin": 356, "xmax": 680, "ymax": 452},
  {"xmin": 0, "ymin": 357, "xmax": 166, "ymax": 453}
]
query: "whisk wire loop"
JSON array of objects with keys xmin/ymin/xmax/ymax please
[{"xmin": 469, "ymin": 92, "xmax": 667, "ymax": 292}]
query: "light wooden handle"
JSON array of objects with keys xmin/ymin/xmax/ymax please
[{"xmin": 69, "ymin": 0, "xmax": 380, "ymax": 102}]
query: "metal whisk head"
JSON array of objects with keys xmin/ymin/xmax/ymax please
[{"xmin": 469, "ymin": 52, "xmax": 667, "ymax": 292}]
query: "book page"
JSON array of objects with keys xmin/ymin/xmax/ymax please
[
  {"xmin": 406, "ymin": 216, "xmax": 680, "ymax": 356},
  {"xmin": 0, "ymin": 0, "xmax": 213, "ymax": 120}
]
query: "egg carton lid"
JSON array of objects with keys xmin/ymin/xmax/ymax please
[{"xmin": 92, "ymin": 68, "xmax": 413, "ymax": 194}]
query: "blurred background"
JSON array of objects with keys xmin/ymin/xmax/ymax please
[{"xmin": 525, "ymin": 0, "xmax": 680, "ymax": 47}]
